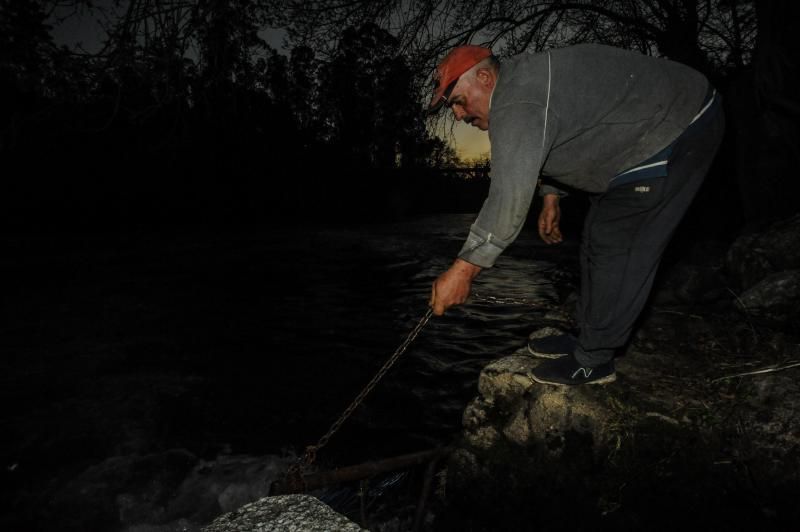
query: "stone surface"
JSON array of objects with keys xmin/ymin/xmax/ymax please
[
  {"xmin": 446, "ymin": 310, "xmax": 800, "ymax": 529},
  {"xmin": 467, "ymin": 349, "xmax": 616, "ymax": 457},
  {"xmin": 476, "ymin": 351, "xmax": 537, "ymax": 407},
  {"xmin": 202, "ymin": 494, "xmax": 364, "ymax": 532},
  {"xmin": 726, "ymin": 213, "xmax": 800, "ymax": 290},
  {"xmin": 738, "ymin": 268, "xmax": 800, "ymax": 320},
  {"xmin": 47, "ymin": 450, "xmax": 296, "ymax": 532}
]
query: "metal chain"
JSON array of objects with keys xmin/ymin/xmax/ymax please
[
  {"xmin": 471, "ymin": 291, "xmax": 553, "ymax": 309},
  {"xmin": 284, "ymin": 291, "xmax": 554, "ymax": 491},
  {"xmin": 299, "ymin": 307, "xmax": 434, "ymax": 469}
]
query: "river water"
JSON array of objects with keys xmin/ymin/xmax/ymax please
[{"xmin": 2, "ymin": 213, "xmax": 580, "ymax": 529}]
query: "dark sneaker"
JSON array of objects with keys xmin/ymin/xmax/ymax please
[
  {"xmin": 530, "ymin": 355, "xmax": 616, "ymax": 386},
  {"xmin": 527, "ymin": 327, "xmax": 576, "ymax": 359}
]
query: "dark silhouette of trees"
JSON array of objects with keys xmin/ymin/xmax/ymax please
[
  {"xmin": 1, "ymin": 0, "xmax": 56, "ymax": 150},
  {"xmin": 4, "ymin": 0, "xmax": 796, "ymax": 228},
  {"xmin": 727, "ymin": 0, "xmax": 800, "ymax": 226},
  {"xmin": 3, "ymin": 1, "xmax": 459, "ymax": 227},
  {"xmin": 273, "ymin": 0, "xmax": 798, "ymax": 228},
  {"xmin": 318, "ymin": 23, "xmax": 430, "ymax": 170},
  {"xmin": 270, "ymin": 1, "xmax": 756, "ymax": 77}
]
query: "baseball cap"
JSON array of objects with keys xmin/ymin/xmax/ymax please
[{"xmin": 428, "ymin": 45, "xmax": 492, "ymax": 114}]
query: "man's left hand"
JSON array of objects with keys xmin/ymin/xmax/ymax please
[
  {"xmin": 538, "ymin": 193, "xmax": 563, "ymax": 244},
  {"xmin": 430, "ymin": 259, "xmax": 482, "ymax": 316}
]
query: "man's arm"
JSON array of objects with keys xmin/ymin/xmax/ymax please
[
  {"xmin": 430, "ymin": 103, "xmax": 553, "ymax": 315},
  {"xmin": 457, "ymin": 102, "xmax": 552, "ymax": 268}
]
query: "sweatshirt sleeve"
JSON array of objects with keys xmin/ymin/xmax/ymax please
[
  {"xmin": 458, "ymin": 102, "xmax": 553, "ymax": 268},
  {"xmin": 538, "ymin": 180, "xmax": 569, "ymax": 198}
]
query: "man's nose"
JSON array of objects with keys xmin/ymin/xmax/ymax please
[{"xmin": 452, "ymin": 106, "xmax": 465, "ymax": 121}]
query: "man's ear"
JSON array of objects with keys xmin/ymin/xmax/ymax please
[{"xmin": 476, "ymin": 68, "xmax": 496, "ymax": 90}]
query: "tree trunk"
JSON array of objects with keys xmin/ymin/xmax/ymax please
[{"xmin": 730, "ymin": 1, "xmax": 800, "ymax": 225}]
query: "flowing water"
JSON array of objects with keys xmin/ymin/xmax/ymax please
[{"xmin": 2, "ymin": 213, "xmax": 580, "ymax": 529}]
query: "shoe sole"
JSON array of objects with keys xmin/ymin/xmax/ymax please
[
  {"xmin": 526, "ymin": 344, "xmax": 569, "ymax": 359},
  {"xmin": 529, "ymin": 372, "xmax": 617, "ymax": 386},
  {"xmin": 526, "ymin": 327, "xmax": 574, "ymax": 359}
]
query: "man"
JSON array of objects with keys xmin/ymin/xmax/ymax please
[{"xmin": 427, "ymin": 44, "xmax": 725, "ymax": 386}]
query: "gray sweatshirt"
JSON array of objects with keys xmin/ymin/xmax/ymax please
[{"xmin": 458, "ymin": 43, "xmax": 709, "ymax": 268}]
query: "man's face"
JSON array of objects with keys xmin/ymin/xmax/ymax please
[{"xmin": 445, "ymin": 71, "xmax": 492, "ymax": 131}]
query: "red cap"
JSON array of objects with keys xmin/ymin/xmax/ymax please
[{"xmin": 428, "ymin": 45, "xmax": 492, "ymax": 113}]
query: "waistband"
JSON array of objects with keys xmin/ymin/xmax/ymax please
[
  {"xmin": 690, "ymin": 85, "xmax": 717, "ymax": 125},
  {"xmin": 608, "ymin": 84, "xmax": 718, "ymax": 188}
]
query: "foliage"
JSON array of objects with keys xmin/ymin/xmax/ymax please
[
  {"xmin": 3, "ymin": 0, "xmax": 797, "ymax": 226},
  {"xmin": 269, "ymin": 0, "xmax": 757, "ymax": 80}
]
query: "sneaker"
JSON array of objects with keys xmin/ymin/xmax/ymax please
[
  {"xmin": 530, "ymin": 355, "xmax": 616, "ymax": 386},
  {"xmin": 527, "ymin": 328, "xmax": 576, "ymax": 359}
]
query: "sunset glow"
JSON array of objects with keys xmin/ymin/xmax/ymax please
[{"xmin": 453, "ymin": 120, "xmax": 491, "ymax": 161}]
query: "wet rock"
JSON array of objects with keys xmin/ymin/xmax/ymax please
[
  {"xmin": 167, "ymin": 452, "xmax": 294, "ymax": 525},
  {"xmin": 50, "ymin": 449, "xmax": 199, "ymax": 531},
  {"xmin": 202, "ymin": 494, "xmax": 364, "ymax": 532},
  {"xmin": 47, "ymin": 450, "xmax": 295, "ymax": 532}
]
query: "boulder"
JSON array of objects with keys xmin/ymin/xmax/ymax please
[
  {"xmin": 446, "ymin": 341, "xmax": 800, "ymax": 529},
  {"xmin": 46, "ymin": 450, "xmax": 296, "ymax": 532},
  {"xmin": 726, "ymin": 213, "xmax": 800, "ymax": 290},
  {"xmin": 202, "ymin": 494, "xmax": 364, "ymax": 532},
  {"xmin": 737, "ymin": 269, "xmax": 800, "ymax": 322}
]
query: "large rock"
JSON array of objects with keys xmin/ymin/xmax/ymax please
[
  {"xmin": 737, "ymin": 268, "xmax": 800, "ymax": 321},
  {"xmin": 449, "ymin": 350, "xmax": 633, "ymax": 530},
  {"xmin": 446, "ymin": 342, "xmax": 800, "ymax": 529},
  {"xmin": 202, "ymin": 494, "xmax": 364, "ymax": 532},
  {"xmin": 464, "ymin": 353, "xmax": 616, "ymax": 453},
  {"xmin": 726, "ymin": 213, "xmax": 800, "ymax": 290},
  {"xmin": 47, "ymin": 450, "xmax": 296, "ymax": 532}
]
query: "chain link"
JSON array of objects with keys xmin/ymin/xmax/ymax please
[{"xmin": 298, "ymin": 307, "xmax": 434, "ymax": 471}]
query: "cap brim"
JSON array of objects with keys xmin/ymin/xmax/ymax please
[
  {"xmin": 425, "ymin": 78, "xmax": 458, "ymax": 116},
  {"xmin": 427, "ymin": 97, "xmax": 445, "ymax": 115}
]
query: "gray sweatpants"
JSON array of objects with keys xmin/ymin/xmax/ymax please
[{"xmin": 575, "ymin": 95, "xmax": 726, "ymax": 366}]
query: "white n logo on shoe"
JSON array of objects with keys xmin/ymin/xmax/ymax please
[{"xmin": 571, "ymin": 367, "xmax": 592, "ymax": 379}]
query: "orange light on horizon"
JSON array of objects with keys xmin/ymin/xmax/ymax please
[{"xmin": 452, "ymin": 120, "xmax": 491, "ymax": 161}]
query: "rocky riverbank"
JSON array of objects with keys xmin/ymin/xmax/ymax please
[
  {"xmin": 4, "ymin": 213, "xmax": 800, "ymax": 531},
  {"xmin": 441, "ymin": 214, "xmax": 800, "ymax": 530},
  {"xmin": 190, "ymin": 214, "xmax": 800, "ymax": 531}
]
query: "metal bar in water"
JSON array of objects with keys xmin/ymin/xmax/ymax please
[{"xmin": 270, "ymin": 447, "xmax": 451, "ymax": 495}]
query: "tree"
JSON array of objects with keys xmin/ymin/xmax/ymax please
[
  {"xmin": 317, "ymin": 23, "xmax": 432, "ymax": 170},
  {"xmin": 0, "ymin": 0, "xmax": 55, "ymax": 150},
  {"xmin": 269, "ymin": 1, "xmax": 757, "ymax": 80},
  {"xmin": 727, "ymin": 0, "xmax": 800, "ymax": 224}
]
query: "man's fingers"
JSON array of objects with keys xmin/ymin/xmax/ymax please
[
  {"xmin": 538, "ymin": 216, "xmax": 552, "ymax": 242},
  {"xmin": 430, "ymin": 283, "xmax": 445, "ymax": 315},
  {"xmin": 541, "ymin": 225, "xmax": 562, "ymax": 244}
]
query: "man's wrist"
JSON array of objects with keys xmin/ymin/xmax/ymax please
[
  {"xmin": 543, "ymin": 193, "xmax": 560, "ymax": 206},
  {"xmin": 452, "ymin": 258, "xmax": 482, "ymax": 279}
]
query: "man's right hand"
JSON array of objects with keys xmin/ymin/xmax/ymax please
[
  {"xmin": 430, "ymin": 258, "xmax": 482, "ymax": 316},
  {"xmin": 538, "ymin": 193, "xmax": 563, "ymax": 244}
]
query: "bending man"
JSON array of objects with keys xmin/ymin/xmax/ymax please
[{"xmin": 427, "ymin": 44, "xmax": 724, "ymax": 386}]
